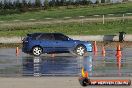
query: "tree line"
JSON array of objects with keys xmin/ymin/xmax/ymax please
[{"xmin": 0, "ymin": 0, "xmax": 96, "ymax": 10}]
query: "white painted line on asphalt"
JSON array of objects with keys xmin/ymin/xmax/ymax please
[
  {"xmin": 29, "ymin": 19, "xmax": 36, "ymax": 21},
  {"xmin": 108, "ymin": 14, "xmax": 114, "ymax": 16},
  {"xmin": 126, "ymin": 13, "xmax": 132, "ymax": 15},
  {"xmin": 64, "ymin": 17, "xmax": 71, "ymax": 19},
  {"xmin": 79, "ymin": 16, "xmax": 85, "ymax": 18},
  {"xmin": 45, "ymin": 18, "xmax": 53, "ymax": 20},
  {"xmin": 93, "ymin": 15, "xmax": 100, "ymax": 17}
]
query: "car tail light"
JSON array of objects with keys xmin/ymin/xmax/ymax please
[
  {"xmin": 24, "ymin": 40, "xmax": 28, "ymax": 43},
  {"xmin": 22, "ymin": 37, "xmax": 29, "ymax": 43}
]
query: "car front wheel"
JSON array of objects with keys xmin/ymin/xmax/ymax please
[
  {"xmin": 75, "ymin": 45, "xmax": 86, "ymax": 56},
  {"xmin": 32, "ymin": 46, "xmax": 43, "ymax": 56}
]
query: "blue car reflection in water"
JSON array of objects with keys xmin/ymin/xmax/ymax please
[
  {"xmin": 82, "ymin": 56, "xmax": 92, "ymax": 76},
  {"xmin": 22, "ymin": 57, "xmax": 34, "ymax": 75},
  {"xmin": 23, "ymin": 56, "xmax": 86, "ymax": 76},
  {"xmin": 22, "ymin": 56, "xmax": 92, "ymax": 76}
]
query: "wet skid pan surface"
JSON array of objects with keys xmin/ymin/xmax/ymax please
[
  {"xmin": 0, "ymin": 48, "xmax": 132, "ymax": 77},
  {"xmin": 23, "ymin": 56, "xmax": 81, "ymax": 76}
]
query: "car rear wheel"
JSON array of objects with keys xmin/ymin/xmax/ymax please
[
  {"xmin": 75, "ymin": 45, "xmax": 86, "ymax": 56},
  {"xmin": 32, "ymin": 46, "xmax": 42, "ymax": 56}
]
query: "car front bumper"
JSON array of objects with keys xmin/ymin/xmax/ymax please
[{"xmin": 84, "ymin": 44, "xmax": 92, "ymax": 52}]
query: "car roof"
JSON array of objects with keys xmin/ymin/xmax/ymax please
[{"xmin": 30, "ymin": 33, "xmax": 63, "ymax": 35}]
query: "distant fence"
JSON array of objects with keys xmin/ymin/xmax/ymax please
[
  {"xmin": 0, "ymin": 13, "xmax": 132, "ymax": 24},
  {"xmin": 0, "ymin": 35, "xmax": 132, "ymax": 43}
]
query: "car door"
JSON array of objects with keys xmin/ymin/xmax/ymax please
[
  {"xmin": 53, "ymin": 34, "xmax": 75, "ymax": 52},
  {"xmin": 38, "ymin": 34, "xmax": 56, "ymax": 53}
]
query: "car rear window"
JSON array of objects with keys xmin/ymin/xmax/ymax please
[{"xmin": 27, "ymin": 33, "xmax": 41, "ymax": 39}]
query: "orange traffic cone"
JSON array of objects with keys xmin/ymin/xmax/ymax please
[
  {"xmin": 16, "ymin": 47, "xmax": 19, "ymax": 56},
  {"xmin": 93, "ymin": 41, "xmax": 97, "ymax": 56},
  {"xmin": 93, "ymin": 41, "xmax": 97, "ymax": 52},
  {"xmin": 102, "ymin": 46, "xmax": 106, "ymax": 57},
  {"xmin": 116, "ymin": 44, "xmax": 122, "ymax": 57}
]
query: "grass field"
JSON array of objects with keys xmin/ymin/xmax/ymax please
[
  {"xmin": 0, "ymin": 3, "xmax": 132, "ymax": 21},
  {"xmin": 0, "ymin": 20, "xmax": 131, "ymax": 36},
  {"xmin": 0, "ymin": 3, "xmax": 132, "ymax": 37}
]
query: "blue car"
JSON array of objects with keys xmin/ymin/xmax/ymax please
[{"xmin": 22, "ymin": 33, "xmax": 92, "ymax": 56}]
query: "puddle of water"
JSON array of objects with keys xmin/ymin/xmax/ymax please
[
  {"xmin": 23, "ymin": 56, "xmax": 80, "ymax": 76},
  {"xmin": 0, "ymin": 48, "xmax": 132, "ymax": 77}
]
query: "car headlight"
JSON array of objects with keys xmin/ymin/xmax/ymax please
[{"xmin": 86, "ymin": 43, "xmax": 92, "ymax": 46}]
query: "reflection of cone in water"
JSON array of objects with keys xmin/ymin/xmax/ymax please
[
  {"xmin": 116, "ymin": 44, "xmax": 122, "ymax": 76},
  {"xmin": 16, "ymin": 47, "xmax": 19, "ymax": 56},
  {"xmin": 102, "ymin": 46, "xmax": 106, "ymax": 57},
  {"xmin": 81, "ymin": 67, "xmax": 89, "ymax": 78},
  {"xmin": 51, "ymin": 53, "xmax": 55, "ymax": 57},
  {"xmin": 117, "ymin": 56, "xmax": 121, "ymax": 69},
  {"xmin": 116, "ymin": 56, "xmax": 121, "ymax": 76},
  {"xmin": 93, "ymin": 41, "xmax": 97, "ymax": 55},
  {"xmin": 116, "ymin": 44, "xmax": 122, "ymax": 57},
  {"xmin": 94, "ymin": 51, "xmax": 97, "ymax": 56}
]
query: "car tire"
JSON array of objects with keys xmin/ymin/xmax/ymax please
[
  {"xmin": 75, "ymin": 45, "xmax": 86, "ymax": 56},
  {"xmin": 32, "ymin": 46, "xmax": 43, "ymax": 56}
]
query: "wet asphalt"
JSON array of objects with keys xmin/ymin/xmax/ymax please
[{"xmin": 0, "ymin": 48, "xmax": 132, "ymax": 77}]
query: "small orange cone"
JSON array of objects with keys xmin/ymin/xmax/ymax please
[
  {"xmin": 16, "ymin": 47, "xmax": 19, "ymax": 56},
  {"xmin": 102, "ymin": 46, "xmax": 106, "ymax": 57},
  {"xmin": 116, "ymin": 44, "xmax": 122, "ymax": 57}
]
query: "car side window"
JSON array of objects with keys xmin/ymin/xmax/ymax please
[
  {"xmin": 39, "ymin": 34, "xmax": 54, "ymax": 40},
  {"xmin": 31, "ymin": 33, "xmax": 41, "ymax": 40},
  {"xmin": 54, "ymin": 34, "xmax": 68, "ymax": 41}
]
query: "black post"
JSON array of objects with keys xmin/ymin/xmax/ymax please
[{"xmin": 119, "ymin": 31, "xmax": 126, "ymax": 42}]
